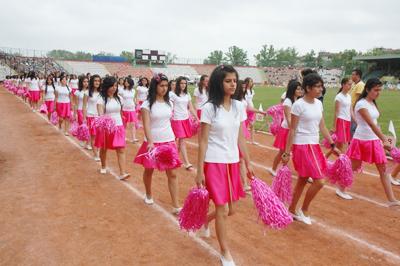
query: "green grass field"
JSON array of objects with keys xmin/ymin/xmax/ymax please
[{"xmin": 189, "ymin": 85, "xmax": 400, "ymax": 145}]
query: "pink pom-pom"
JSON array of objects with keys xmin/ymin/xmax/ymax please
[
  {"xmin": 322, "ymin": 133, "xmax": 337, "ymax": 149},
  {"xmin": 250, "ymin": 177, "xmax": 293, "ymax": 229},
  {"xmin": 39, "ymin": 103, "xmax": 48, "ymax": 114},
  {"xmin": 69, "ymin": 121, "xmax": 79, "ymax": 137},
  {"xmin": 76, "ymin": 124, "xmax": 90, "ymax": 141},
  {"xmin": 24, "ymin": 91, "xmax": 30, "ymax": 98},
  {"xmin": 269, "ymin": 121, "xmax": 281, "ymax": 136},
  {"xmin": 390, "ymin": 147, "xmax": 400, "ymax": 163},
  {"xmin": 94, "ymin": 115, "xmax": 117, "ymax": 133},
  {"xmin": 50, "ymin": 112, "xmax": 59, "ymax": 125},
  {"xmin": 267, "ymin": 104, "xmax": 284, "ymax": 118},
  {"xmin": 272, "ymin": 166, "xmax": 292, "ymax": 204},
  {"xmin": 325, "ymin": 154, "xmax": 353, "ymax": 188},
  {"xmin": 17, "ymin": 89, "xmax": 25, "ymax": 96},
  {"xmin": 189, "ymin": 116, "xmax": 200, "ymax": 136},
  {"xmin": 178, "ymin": 188, "xmax": 209, "ymax": 232},
  {"xmin": 154, "ymin": 144, "xmax": 181, "ymax": 171}
]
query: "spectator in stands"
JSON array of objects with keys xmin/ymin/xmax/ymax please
[{"xmin": 350, "ymin": 69, "xmax": 365, "ymax": 136}]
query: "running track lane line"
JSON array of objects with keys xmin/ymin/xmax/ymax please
[
  {"xmin": 13, "ymin": 95, "xmax": 221, "ymax": 260},
  {"xmin": 185, "ymin": 140, "xmax": 400, "ymax": 263},
  {"xmin": 8, "ymin": 91, "xmax": 400, "ymax": 264}
]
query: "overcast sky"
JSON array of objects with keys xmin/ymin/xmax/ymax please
[{"xmin": 1, "ymin": 0, "xmax": 399, "ymax": 64}]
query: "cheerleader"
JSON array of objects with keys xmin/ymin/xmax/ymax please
[
  {"xmin": 27, "ymin": 72, "xmax": 40, "ymax": 111},
  {"xmin": 94, "ymin": 76, "xmax": 129, "ymax": 180},
  {"xmin": 42, "ymin": 76, "xmax": 56, "ymax": 121},
  {"xmin": 136, "ymin": 77, "xmax": 149, "ymax": 106},
  {"xmin": 244, "ymin": 77, "xmax": 257, "ymax": 144},
  {"xmin": 193, "ymin": 75, "xmax": 209, "ymax": 119},
  {"xmin": 74, "ymin": 76, "xmax": 89, "ymax": 126},
  {"xmin": 270, "ymin": 80, "xmax": 303, "ymax": 176},
  {"xmin": 332, "ymin": 77, "xmax": 353, "ymax": 153},
  {"xmin": 117, "ymin": 77, "xmax": 124, "ymax": 91},
  {"xmin": 54, "ymin": 75, "xmax": 73, "ymax": 135},
  {"xmin": 83, "ymin": 74, "xmax": 101, "ymax": 160},
  {"xmin": 69, "ymin": 74, "xmax": 79, "ymax": 96},
  {"xmin": 120, "ymin": 77, "xmax": 138, "ymax": 143},
  {"xmin": 168, "ymin": 79, "xmax": 176, "ymax": 93},
  {"xmin": 197, "ymin": 65, "xmax": 254, "ymax": 266},
  {"xmin": 282, "ymin": 73, "xmax": 338, "ymax": 225},
  {"xmin": 134, "ymin": 73, "xmax": 182, "ymax": 213},
  {"xmin": 170, "ymin": 76, "xmax": 199, "ymax": 170},
  {"xmin": 341, "ymin": 78, "xmax": 400, "ymax": 205}
]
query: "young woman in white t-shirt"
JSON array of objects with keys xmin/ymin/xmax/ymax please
[
  {"xmin": 136, "ymin": 77, "xmax": 150, "ymax": 123},
  {"xmin": 120, "ymin": 77, "xmax": 138, "ymax": 143},
  {"xmin": 270, "ymin": 80, "xmax": 303, "ymax": 175},
  {"xmin": 344, "ymin": 78, "xmax": 399, "ymax": 206},
  {"xmin": 193, "ymin": 75, "xmax": 209, "ymax": 118},
  {"xmin": 117, "ymin": 77, "xmax": 124, "ymax": 92},
  {"xmin": 83, "ymin": 74, "xmax": 102, "ymax": 159},
  {"xmin": 332, "ymin": 77, "xmax": 353, "ymax": 152},
  {"xmin": 74, "ymin": 76, "xmax": 89, "ymax": 126},
  {"xmin": 168, "ymin": 79, "xmax": 176, "ymax": 93},
  {"xmin": 282, "ymin": 73, "xmax": 339, "ymax": 225},
  {"xmin": 55, "ymin": 75, "xmax": 73, "ymax": 135},
  {"xmin": 42, "ymin": 76, "xmax": 56, "ymax": 121},
  {"xmin": 170, "ymin": 76, "xmax": 199, "ymax": 170},
  {"xmin": 95, "ymin": 76, "xmax": 129, "ymax": 180},
  {"xmin": 244, "ymin": 77, "xmax": 257, "ymax": 144},
  {"xmin": 197, "ymin": 65, "xmax": 254, "ymax": 266},
  {"xmin": 28, "ymin": 72, "xmax": 41, "ymax": 112},
  {"xmin": 134, "ymin": 73, "xmax": 182, "ymax": 214},
  {"xmin": 68, "ymin": 74, "xmax": 79, "ymax": 96}
]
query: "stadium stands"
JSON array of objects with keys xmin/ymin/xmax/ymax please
[
  {"xmin": 100, "ymin": 62, "xmax": 153, "ymax": 79},
  {"xmin": 190, "ymin": 64, "xmax": 216, "ymax": 76},
  {"xmin": 0, "ymin": 63, "xmax": 17, "ymax": 80},
  {"xmin": 56, "ymin": 60, "xmax": 110, "ymax": 76},
  {"xmin": 264, "ymin": 67, "xmax": 301, "ymax": 86},
  {"xmin": 151, "ymin": 65, "xmax": 199, "ymax": 80},
  {"xmin": 0, "ymin": 55, "xmax": 64, "ymax": 74},
  {"xmin": 236, "ymin": 66, "xmax": 266, "ymax": 84}
]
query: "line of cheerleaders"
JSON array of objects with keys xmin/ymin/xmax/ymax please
[{"xmin": 4, "ymin": 66, "xmax": 400, "ymax": 266}]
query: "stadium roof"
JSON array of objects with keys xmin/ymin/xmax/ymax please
[{"xmin": 353, "ymin": 54, "xmax": 400, "ymax": 61}]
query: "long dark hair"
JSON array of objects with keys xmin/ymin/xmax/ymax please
[
  {"xmin": 286, "ymin": 79, "xmax": 302, "ymax": 103},
  {"xmin": 175, "ymin": 76, "xmax": 188, "ymax": 96},
  {"xmin": 147, "ymin": 73, "xmax": 169, "ymax": 110},
  {"xmin": 244, "ymin": 77, "xmax": 253, "ymax": 94},
  {"xmin": 208, "ymin": 65, "xmax": 239, "ymax": 112},
  {"xmin": 233, "ymin": 80, "xmax": 245, "ymax": 101},
  {"xmin": 355, "ymin": 78, "xmax": 382, "ymax": 108},
  {"xmin": 198, "ymin": 75, "xmax": 208, "ymax": 94},
  {"xmin": 138, "ymin": 77, "xmax": 149, "ymax": 88},
  {"xmin": 78, "ymin": 75, "xmax": 89, "ymax": 91},
  {"xmin": 168, "ymin": 79, "xmax": 176, "ymax": 92},
  {"xmin": 59, "ymin": 75, "xmax": 70, "ymax": 93},
  {"xmin": 45, "ymin": 76, "xmax": 55, "ymax": 94},
  {"xmin": 302, "ymin": 73, "xmax": 323, "ymax": 94},
  {"xmin": 100, "ymin": 76, "xmax": 121, "ymax": 112},
  {"xmin": 124, "ymin": 77, "xmax": 134, "ymax": 90},
  {"xmin": 89, "ymin": 74, "xmax": 101, "ymax": 97},
  {"xmin": 337, "ymin": 77, "xmax": 350, "ymax": 94},
  {"xmin": 28, "ymin": 71, "xmax": 37, "ymax": 80}
]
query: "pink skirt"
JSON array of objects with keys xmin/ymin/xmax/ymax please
[
  {"xmin": 29, "ymin": 91, "xmax": 40, "ymax": 102},
  {"xmin": 134, "ymin": 141, "xmax": 182, "ymax": 170},
  {"xmin": 171, "ymin": 119, "xmax": 192, "ymax": 139},
  {"xmin": 273, "ymin": 127, "xmax": 289, "ymax": 150},
  {"xmin": 45, "ymin": 100, "xmax": 55, "ymax": 113},
  {"xmin": 86, "ymin": 117, "xmax": 97, "ymax": 136},
  {"xmin": 242, "ymin": 121, "xmax": 250, "ymax": 140},
  {"xmin": 123, "ymin": 110, "xmax": 138, "ymax": 124},
  {"xmin": 197, "ymin": 109, "xmax": 202, "ymax": 120},
  {"xmin": 71, "ymin": 88, "xmax": 77, "ymax": 95},
  {"xmin": 56, "ymin": 102, "xmax": 71, "ymax": 118},
  {"xmin": 94, "ymin": 125, "xmax": 126, "ymax": 150},
  {"xmin": 292, "ymin": 144, "xmax": 327, "ymax": 179},
  {"xmin": 204, "ymin": 162, "xmax": 245, "ymax": 205},
  {"xmin": 347, "ymin": 138, "xmax": 387, "ymax": 164},
  {"xmin": 246, "ymin": 110, "xmax": 256, "ymax": 123},
  {"xmin": 77, "ymin": 110, "xmax": 84, "ymax": 125},
  {"xmin": 335, "ymin": 118, "xmax": 351, "ymax": 144}
]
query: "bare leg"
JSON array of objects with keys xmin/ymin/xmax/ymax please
[
  {"xmin": 376, "ymin": 163, "xmax": 398, "ymax": 202},
  {"xmin": 272, "ymin": 150, "xmax": 284, "ymax": 172},
  {"xmin": 143, "ymin": 168, "xmax": 154, "ymax": 199},
  {"xmin": 391, "ymin": 164, "xmax": 400, "ymax": 178},
  {"xmin": 289, "ymin": 177, "xmax": 308, "ymax": 213},
  {"xmin": 215, "ymin": 204, "xmax": 233, "ymax": 261},
  {"xmin": 178, "ymin": 138, "xmax": 191, "ymax": 167},
  {"xmin": 339, "ymin": 159, "xmax": 362, "ymax": 192},
  {"xmin": 302, "ymin": 179, "xmax": 324, "ymax": 215},
  {"xmin": 116, "ymin": 148, "xmax": 126, "ymax": 175},
  {"xmin": 99, "ymin": 148, "xmax": 107, "ymax": 169},
  {"xmin": 166, "ymin": 169, "xmax": 179, "ymax": 208}
]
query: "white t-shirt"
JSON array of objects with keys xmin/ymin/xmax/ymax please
[
  {"xmin": 120, "ymin": 89, "xmax": 136, "ymax": 111},
  {"xmin": 170, "ymin": 92, "xmax": 191, "ymax": 120},
  {"xmin": 281, "ymin": 98, "xmax": 293, "ymax": 129},
  {"xmin": 245, "ymin": 90, "xmax": 255, "ymax": 108},
  {"xmin": 69, "ymin": 79, "xmax": 79, "ymax": 89},
  {"xmin": 39, "ymin": 79, "xmax": 45, "ymax": 89},
  {"xmin": 141, "ymin": 100, "xmax": 175, "ymax": 143},
  {"xmin": 334, "ymin": 93, "xmax": 351, "ymax": 121},
  {"xmin": 29, "ymin": 79, "xmax": 40, "ymax": 91},
  {"xmin": 87, "ymin": 91, "xmax": 101, "ymax": 117},
  {"xmin": 137, "ymin": 86, "xmax": 148, "ymax": 101},
  {"xmin": 291, "ymin": 98, "xmax": 323, "ymax": 144},
  {"xmin": 76, "ymin": 90, "xmax": 88, "ymax": 110},
  {"xmin": 56, "ymin": 86, "xmax": 71, "ymax": 103},
  {"xmin": 43, "ymin": 85, "xmax": 55, "ymax": 101},
  {"xmin": 353, "ymin": 99, "xmax": 380, "ymax": 140},
  {"xmin": 97, "ymin": 97, "xmax": 123, "ymax": 126},
  {"xmin": 201, "ymin": 100, "xmax": 246, "ymax": 163},
  {"xmin": 193, "ymin": 87, "xmax": 208, "ymax": 110}
]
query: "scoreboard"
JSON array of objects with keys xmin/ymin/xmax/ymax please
[{"xmin": 134, "ymin": 49, "xmax": 166, "ymax": 64}]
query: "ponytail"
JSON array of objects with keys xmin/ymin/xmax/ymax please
[
  {"xmin": 337, "ymin": 77, "xmax": 350, "ymax": 94},
  {"xmin": 354, "ymin": 78, "xmax": 382, "ymax": 108}
]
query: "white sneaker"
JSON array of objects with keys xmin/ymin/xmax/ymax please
[
  {"xmin": 389, "ymin": 175, "xmax": 400, "ymax": 186},
  {"xmin": 86, "ymin": 145, "xmax": 92, "ymax": 150},
  {"xmin": 118, "ymin": 173, "xmax": 130, "ymax": 181},
  {"xmin": 307, "ymin": 178, "xmax": 314, "ymax": 183},
  {"xmin": 79, "ymin": 142, "xmax": 85, "ymax": 147},
  {"xmin": 336, "ymin": 189, "xmax": 353, "ymax": 200},
  {"xmin": 172, "ymin": 207, "xmax": 182, "ymax": 215},
  {"xmin": 268, "ymin": 168, "xmax": 277, "ymax": 177},
  {"xmin": 200, "ymin": 225, "xmax": 210, "ymax": 238},
  {"xmin": 387, "ymin": 201, "xmax": 400, "ymax": 207},
  {"xmin": 296, "ymin": 210, "xmax": 312, "ymax": 225},
  {"xmin": 100, "ymin": 168, "xmax": 107, "ymax": 174},
  {"xmin": 144, "ymin": 195, "xmax": 154, "ymax": 205},
  {"xmin": 94, "ymin": 157, "xmax": 100, "ymax": 162},
  {"xmin": 220, "ymin": 256, "xmax": 236, "ymax": 266}
]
